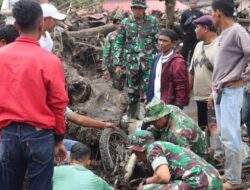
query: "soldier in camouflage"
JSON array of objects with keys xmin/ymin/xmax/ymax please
[
  {"xmin": 128, "ymin": 130, "xmax": 222, "ymax": 190},
  {"xmin": 144, "ymin": 99, "xmax": 207, "ymax": 155},
  {"xmin": 102, "ymin": 13, "xmax": 126, "ymax": 91},
  {"xmin": 113, "ymin": 0, "xmax": 159, "ymax": 119}
]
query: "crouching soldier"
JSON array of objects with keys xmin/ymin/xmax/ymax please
[
  {"xmin": 144, "ymin": 99, "xmax": 206, "ymax": 155},
  {"xmin": 128, "ymin": 130, "xmax": 222, "ymax": 190}
]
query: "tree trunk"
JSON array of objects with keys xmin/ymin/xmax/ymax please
[
  {"xmin": 164, "ymin": 0, "xmax": 176, "ymax": 27},
  {"xmin": 66, "ymin": 23, "xmax": 115, "ymax": 38}
]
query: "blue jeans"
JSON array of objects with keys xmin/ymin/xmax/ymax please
[
  {"xmin": 63, "ymin": 139, "xmax": 78, "ymax": 157},
  {"xmin": 0, "ymin": 123, "xmax": 54, "ymax": 190},
  {"xmin": 242, "ymin": 88, "xmax": 250, "ymax": 139},
  {"xmin": 213, "ymin": 87, "xmax": 243, "ymax": 184}
]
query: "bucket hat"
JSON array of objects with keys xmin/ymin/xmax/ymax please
[{"xmin": 143, "ymin": 99, "xmax": 171, "ymax": 123}]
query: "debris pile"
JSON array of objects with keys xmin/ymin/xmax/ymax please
[{"xmin": 52, "ymin": 2, "xmax": 127, "ymax": 145}]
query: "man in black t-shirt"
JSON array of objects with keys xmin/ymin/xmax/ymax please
[{"xmin": 180, "ymin": 0, "xmax": 203, "ymax": 63}]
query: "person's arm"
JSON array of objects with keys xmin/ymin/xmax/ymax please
[
  {"xmin": 146, "ymin": 165, "xmax": 171, "ymax": 184},
  {"xmin": 145, "ymin": 143, "xmax": 171, "ymax": 185},
  {"xmin": 207, "ymin": 92, "xmax": 214, "ymax": 110},
  {"xmin": 189, "ymin": 73, "xmax": 194, "ymax": 94},
  {"xmin": 172, "ymin": 58, "xmax": 189, "ymax": 107},
  {"xmin": 102, "ymin": 34, "xmax": 111, "ymax": 79},
  {"xmin": 67, "ymin": 111, "xmax": 114, "ymax": 129},
  {"xmin": 188, "ymin": 56, "xmax": 195, "ymax": 93},
  {"xmin": 54, "ymin": 141, "xmax": 68, "ymax": 165},
  {"xmin": 45, "ymin": 57, "xmax": 69, "ymax": 142},
  {"xmin": 240, "ymin": 29, "xmax": 250, "ymax": 82},
  {"xmin": 1, "ymin": 0, "xmax": 12, "ymax": 16}
]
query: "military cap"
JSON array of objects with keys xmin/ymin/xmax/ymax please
[
  {"xmin": 130, "ymin": 0, "xmax": 148, "ymax": 8},
  {"xmin": 113, "ymin": 12, "xmax": 123, "ymax": 20},
  {"xmin": 143, "ymin": 99, "xmax": 171, "ymax": 123},
  {"xmin": 128, "ymin": 130, "xmax": 155, "ymax": 152}
]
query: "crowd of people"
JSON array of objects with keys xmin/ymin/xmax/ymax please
[
  {"xmin": 104, "ymin": 0, "xmax": 250, "ymax": 189},
  {"xmin": 0, "ymin": 0, "xmax": 250, "ymax": 189}
]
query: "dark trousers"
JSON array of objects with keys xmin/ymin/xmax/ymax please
[
  {"xmin": 181, "ymin": 33, "xmax": 198, "ymax": 63},
  {"xmin": 196, "ymin": 101, "xmax": 208, "ymax": 129},
  {"xmin": 242, "ymin": 89, "xmax": 250, "ymax": 139},
  {"xmin": 0, "ymin": 123, "xmax": 54, "ymax": 190}
]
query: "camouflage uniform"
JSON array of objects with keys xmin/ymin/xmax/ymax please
[
  {"xmin": 145, "ymin": 141, "xmax": 222, "ymax": 190},
  {"xmin": 113, "ymin": 6, "xmax": 159, "ymax": 103},
  {"xmin": 144, "ymin": 100, "xmax": 207, "ymax": 155},
  {"xmin": 128, "ymin": 131, "xmax": 222, "ymax": 190},
  {"xmin": 102, "ymin": 30, "xmax": 126, "ymax": 91}
]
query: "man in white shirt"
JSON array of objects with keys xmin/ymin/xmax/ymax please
[{"xmin": 39, "ymin": 3, "xmax": 66, "ymax": 51}]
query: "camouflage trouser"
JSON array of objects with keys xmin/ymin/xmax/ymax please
[
  {"xmin": 126, "ymin": 53, "xmax": 152, "ymax": 104},
  {"xmin": 110, "ymin": 70, "xmax": 126, "ymax": 91},
  {"xmin": 143, "ymin": 169, "xmax": 222, "ymax": 190},
  {"xmin": 143, "ymin": 178, "xmax": 222, "ymax": 190},
  {"xmin": 185, "ymin": 167, "xmax": 222, "ymax": 190},
  {"xmin": 143, "ymin": 181, "xmax": 193, "ymax": 190},
  {"xmin": 108, "ymin": 67, "xmax": 126, "ymax": 91}
]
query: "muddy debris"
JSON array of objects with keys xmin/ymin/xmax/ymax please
[{"xmin": 50, "ymin": 4, "xmax": 130, "ymax": 189}]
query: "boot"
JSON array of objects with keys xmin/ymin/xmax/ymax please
[
  {"xmin": 128, "ymin": 103, "xmax": 137, "ymax": 120},
  {"xmin": 135, "ymin": 102, "xmax": 145, "ymax": 120}
]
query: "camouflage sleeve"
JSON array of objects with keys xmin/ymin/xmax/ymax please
[
  {"xmin": 153, "ymin": 17, "xmax": 160, "ymax": 41},
  {"xmin": 102, "ymin": 34, "xmax": 112, "ymax": 72},
  {"xmin": 147, "ymin": 142, "xmax": 169, "ymax": 171},
  {"xmin": 174, "ymin": 134, "xmax": 190, "ymax": 148},
  {"xmin": 113, "ymin": 21, "xmax": 126, "ymax": 66}
]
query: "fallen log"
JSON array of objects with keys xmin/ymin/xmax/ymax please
[
  {"xmin": 75, "ymin": 42, "xmax": 102, "ymax": 51},
  {"xmin": 66, "ymin": 23, "xmax": 115, "ymax": 38}
]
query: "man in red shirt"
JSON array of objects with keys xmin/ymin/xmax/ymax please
[{"xmin": 0, "ymin": 0, "xmax": 68, "ymax": 190}]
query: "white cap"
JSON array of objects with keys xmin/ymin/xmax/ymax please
[{"xmin": 41, "ymin": 3, "xmax": 66, "ymax": 20}]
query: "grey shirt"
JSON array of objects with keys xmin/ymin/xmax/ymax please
[{"xmin": 212, "ymin": 23, "xmax": 250, "ymax": 86}]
